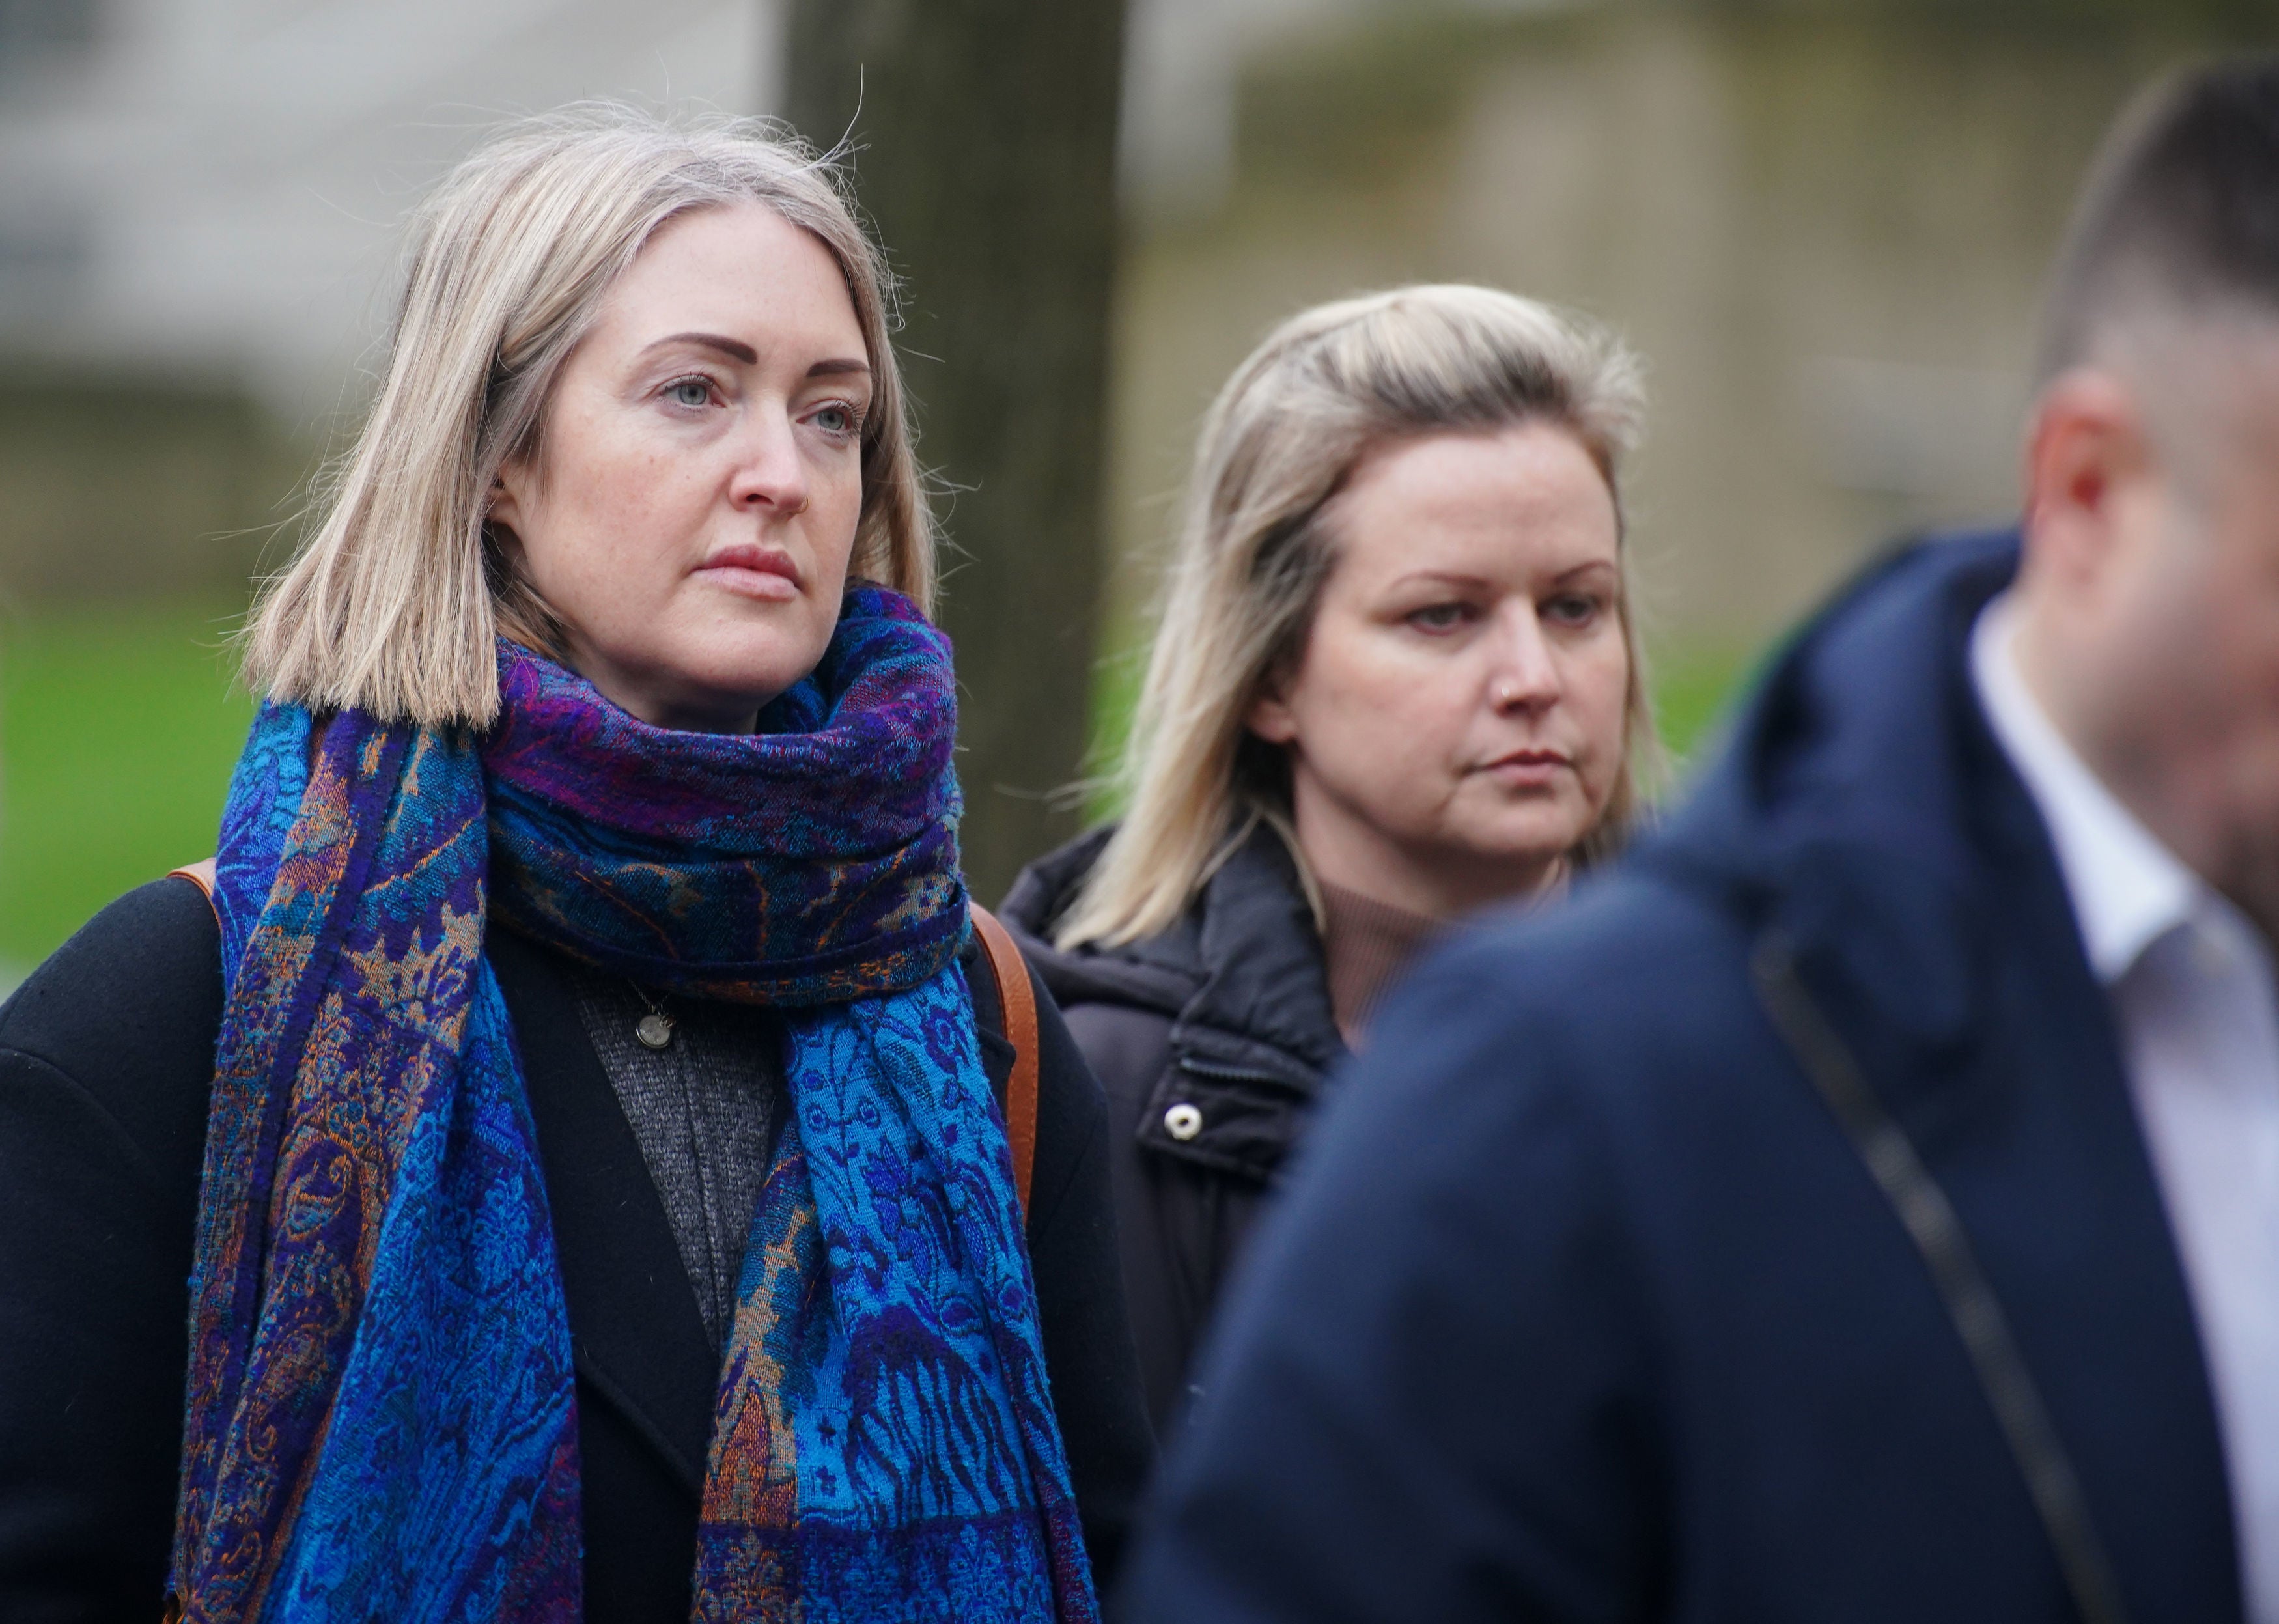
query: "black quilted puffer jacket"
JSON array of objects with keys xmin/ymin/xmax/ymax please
[{"xmin": 1000, "ymin": 822, "xmax": 1347, "ymax": 1434}]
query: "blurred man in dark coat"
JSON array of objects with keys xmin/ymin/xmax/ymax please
[{"xmin": 1125, "ymin": 57, "xmax": 2279, "ymax": 1624}]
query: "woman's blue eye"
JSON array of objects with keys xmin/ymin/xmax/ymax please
[
  {"xmin": 668, "ymin": 379, "xmax": 711, "ymax": 408},
  {"xmin": 811, "ymin": 404, "xmax": 861, "ymax": 438},
  {"xmin": 1546, "ymin": 595, "xmax": 1601, "ymax": 626},
  {"xmin": 1408, "ymin": 604, "xmax": 1468, "ymax": 632}
]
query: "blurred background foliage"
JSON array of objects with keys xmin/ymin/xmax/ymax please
[{"xmin": 3, "ymin": 0, "xmax": 2276, "ymax": 979}]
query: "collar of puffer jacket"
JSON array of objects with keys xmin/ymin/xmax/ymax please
[{"xmin": 1000, "ymin": 822, "xmax": 1347, "ymax": 1183}]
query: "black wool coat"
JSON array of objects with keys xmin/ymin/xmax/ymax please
[
  {"xmin": 1000, "ymin": 824, "xmax": 1347, "ymax": 1435},
  {"xmin": 0, "ymin": 880, "xmax": 1153, "ymax": 1624}
]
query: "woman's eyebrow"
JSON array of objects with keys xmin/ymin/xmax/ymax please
[
  {"xmin": 648, "ymin": 331, "xmax": 759, "ymax": 363},
  {"xmin": 638, "ymin": 337, "xmax": 870, "ymax": 382},
  {"xmin": 1387, "ymin": 569, "xmax": 1492, "ymax": 591}
]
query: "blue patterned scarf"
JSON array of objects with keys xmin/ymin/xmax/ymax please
[{"xmin": 169, "ymin": 587, "xmax": 1097, "ymax": 1623}]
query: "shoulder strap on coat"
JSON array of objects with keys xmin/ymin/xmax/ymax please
[
  {"xmin": 968, "ymin": 903, "xmax": 1040, "ymax": 1217},
  {"xmin": 170, "ymin": 858, "xmax": 219, "ymax": 924},
  {"xmin": 1750, "ymin": 931, "xmax": 2131, "ymax": 1624}
]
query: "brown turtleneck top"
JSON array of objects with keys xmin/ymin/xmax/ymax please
[{"xmin": 1318, "ymin": 880, "xmax": 1447, "ymax": 1047}]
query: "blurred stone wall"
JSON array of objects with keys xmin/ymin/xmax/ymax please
[
  {"xmin": 0, "ymin": 0, "xmax": 2272, "ymax": 647},
  {"xmin": 1105, "ymin": 5, "xmax": 2279, "ymax": 652},
  {"xmin": 0, "ymin": 371, "xmax": 301, "ymax": 602}
]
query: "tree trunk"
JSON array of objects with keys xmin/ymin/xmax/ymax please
[{"xmin": 785, "ymin": 0, "xmax": 1127, "ymax": 904}]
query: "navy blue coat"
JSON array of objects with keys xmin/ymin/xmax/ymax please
[{"xmin": 1121, "ymin": 531, "xmax": 2243, "ymax": 1623}]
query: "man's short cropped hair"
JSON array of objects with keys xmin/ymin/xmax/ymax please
[{"xmin": 2039, "ymin": 55, "xmax": 2279, "ymax": 382}]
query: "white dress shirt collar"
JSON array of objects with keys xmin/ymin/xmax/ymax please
[{"xmin": 1970, "ymin": 593, "xmax": 2202, "ymax": 985}]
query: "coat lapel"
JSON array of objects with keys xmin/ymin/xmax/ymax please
[
  {"xmin": 481, "ymin": 931, "xmax": 1026, "ymax": 1509},
  {"xmin": 487, "ymin": 924, "xmax": 717, "ymax": 1496}
]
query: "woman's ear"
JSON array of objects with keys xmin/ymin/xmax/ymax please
[
  {"xmin": 487, "ymin": 464, "xmax": 531, "ymax": 550},
  {"xmin": 1246, "ymin": 678, "xmax": 1298, "ymax": 745}
]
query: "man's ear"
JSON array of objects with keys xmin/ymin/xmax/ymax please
[{"xmin": 2022, "ymin": 367, "xmax": 2154, "ymax": 595}]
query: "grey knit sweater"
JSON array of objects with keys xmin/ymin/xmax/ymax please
[{"xmin": 568, "ymin": 968, "xmax": 783, "ymax": 1350}]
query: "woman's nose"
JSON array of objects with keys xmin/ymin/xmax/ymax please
[
  {"xmin": 1488, "ymin": 612, "xmax": 1563, "ymax": 713},
  {"xmin": 727, "ymin": 412, "xmax": 811, "ymax": 517}
]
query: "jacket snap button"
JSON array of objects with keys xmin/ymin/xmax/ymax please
[{"xmin": 1164, "ymin": 1102, "xmax": 1203, "ymax": 1141}]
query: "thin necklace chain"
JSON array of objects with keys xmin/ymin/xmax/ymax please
[{"xmin": 630, "ymin": 981, "xmax": 676, "ymax": 1051}]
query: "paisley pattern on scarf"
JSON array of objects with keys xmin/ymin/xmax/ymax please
[{"xmin": 170, "ymin": 588, "xmax": 1097, "ymax": 1624}]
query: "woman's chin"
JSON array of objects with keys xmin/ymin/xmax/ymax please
[
  {"xmin": 601, "ymin": 641, "xmax": 834, "ymax": 731},
  {"xmin": 1441, "ymin": 793, "xmax": 1589, "ymax": 858},
  {"xmin": 589, "ymin": 669, "xmax": 792, "ymax": 733},
  {"xmin": 1444, "ymin": 819, "xmax": 1585, "ymax": 881}
]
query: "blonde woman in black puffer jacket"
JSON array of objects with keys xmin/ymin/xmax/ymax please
[{"xmin": 1001, "ymin": 284, "xmax": 1660, "ymax": 1433}]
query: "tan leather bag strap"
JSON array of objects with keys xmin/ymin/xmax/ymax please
[
  {"xmin": 170, "ymin": 858, "xmax": 219, "ymax": 923},
  {"xmin": 968, "ymin": 903, "xmax": 1041, "ymax": 1218}
]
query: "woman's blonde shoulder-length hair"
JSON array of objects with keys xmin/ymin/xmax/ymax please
[
  {"xmin": 1057, "ymin": 283, "xmax": 1655, "ymax": 951},
  {"xmin": 242, "ymin": 103, "xmax": 932, "ymax": 729}
]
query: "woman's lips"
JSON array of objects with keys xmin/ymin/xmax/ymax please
[
  {"xmin": 1480, "ymin": 749, "xmax": 1571, "ymax": 786},
  {"xmin": 697, "ymin": 545, "xmax": 800, "ymax": 603}
]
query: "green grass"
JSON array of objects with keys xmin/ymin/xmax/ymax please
[
  {"xmin": 1, "ymin": 599, "xmax": 254, "ymax": 974},
  {"xmin": 1649, "ymin": 641, "xmax": 1765, "ymax": 773}
]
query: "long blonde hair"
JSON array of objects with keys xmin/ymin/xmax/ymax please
[
  {"xmin": 243, "ymin": 104, "xmax": 932, "ymax": 728},
  {"xmin": 1058, "ymin": 284, "xmax": 1653, "ymax": 950}
]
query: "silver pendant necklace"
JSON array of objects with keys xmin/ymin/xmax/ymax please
[{"xmin": 630, "ymin": 982, "xmax": 676, "ymax": 1050}]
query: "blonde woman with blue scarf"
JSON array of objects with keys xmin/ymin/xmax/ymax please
[{"xmin": 0, "ymin": 107, "xmax": 1148, "ymax": 1623}]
